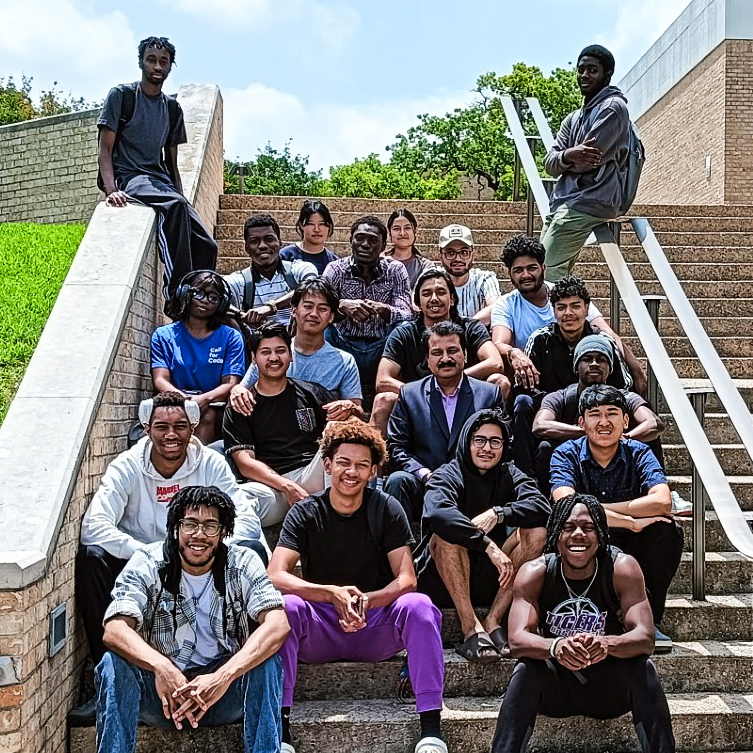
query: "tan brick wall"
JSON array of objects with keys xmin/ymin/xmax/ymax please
[
  {"xmin": 633, "ymin": 42, "xmax": 726, "ymax": 205},
  {"xmin": 0, "ymin": 109, "xmax": 101, "ymax": 224},
  {"xmin": 723, "ymin": 40, "xmax": 753, "ymax": 203},
  {"xmin": 191, "ymin": 90, "xmax": 224, "ymax": 234},
  {"xmin": 0, "ymin": 250, "xmax": 158, "ymax": 752}
]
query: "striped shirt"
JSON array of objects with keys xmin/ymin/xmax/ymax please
[
  {"xmin": 323, "ymin": 257, "xmax": 412, "ymax": 340},
  {"xmin": 224, "ymin": 260, "xmax": 317, "ymax": 325},
  {"xmin": 104, "ymin": 542, "xmax": 284, "ymax": 668},
  {"xmin": 454, "ymin": 268, "xmax": 500, "ymax": 319}
]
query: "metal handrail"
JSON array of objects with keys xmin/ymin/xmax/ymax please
[{"xmin": 502, "ymin": 96, "xmax": 753, "ymax": 593}]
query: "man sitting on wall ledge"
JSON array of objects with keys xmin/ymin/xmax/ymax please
[
  {"xmin": 75, "ymin": 390, "xmax": 266, "ymax": 720},
  {"xmin": 97, "ymin": 36, "xmax": 217, "ymax": 303},
  {"xmin": 96, "ymin": 486, "xmax": 289, "ymax": 753}
]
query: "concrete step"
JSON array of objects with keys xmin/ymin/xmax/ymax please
[
  {"xmin": 663, "ymin": 414, "xmax": 743, "ymax": 445},
  {"xmin": 596, "ymin": 298, "xmax": 753, "ymax": 319},
  {"xmin": 670, "ymin": 476, "xmax": 753, "ymax": 512},
  {"xmin": 678, "ymin": 513, "xmax": 753, "ymax": 551},
  {"xmin": 621, "ymin": 318, "xmax": 753, "ymax": 338},
  {"xmin": 623, "ymin": 336, "xmax": 753, "ymax": 359},
  {"xmin": 673, "ymin": 552, "xmax": 753, "ymax": 594},
  {"xmin": 664, "ymin": 445, "xmax": 753, "ymax": 476},
  {"xmin": 70, "ymin": 691, "xmax": 753, "ymax": 752}
]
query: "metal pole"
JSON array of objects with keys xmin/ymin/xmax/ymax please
[
  {"xmin": 687, "ymin": 388, "xmax": 710, "ymax": 601},
  {"xmin": 642, "ymin": 295, "xmax": 665, "ymax": 410},
  {"xmin": 607, "ymin": 222, "xmax": 622, "ymax": 335},
  {"xmin": 525, "ymin": 137, "xmax": 538, "ymax": 236},
  {"xmin": 238, "ymin": 163, "xmax": 245, "ymax": 195},
  {"xmin": 513, "ymin": 152, "xmax": 521, "ymax": 202}
]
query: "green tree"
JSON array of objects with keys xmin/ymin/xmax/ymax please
[
  {"xmin": 224, "ymin": 142, "xmax": 325, "ymax": 196},
  {"xmin": 0, "ymin": 76, "xmax": 96, "ymax": 126}
]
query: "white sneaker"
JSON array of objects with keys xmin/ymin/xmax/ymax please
[{"xmin": 671, "ymin": 490, "xmax": 693, "ymax": 517}]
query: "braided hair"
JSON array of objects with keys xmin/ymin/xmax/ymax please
[
  {"xmin": 138, "ymin": 36, "xmax": 177, "ymax": 65},
  {"xmin": 545, "ymin": 493, "xmax": 611, "ymax": 556}
]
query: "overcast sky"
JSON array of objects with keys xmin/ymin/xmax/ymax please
[{"xmin": 1, "ymin": 0, "xmax": 691, "ymax": 171}]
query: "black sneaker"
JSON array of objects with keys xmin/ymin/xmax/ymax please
[
  {"xmin": 654, "ymin": 626, "xmax": 673, "ymax": 654},
  {"xmin": 67, "ymin": 695, "xmax": 96, "ymax": 727}
]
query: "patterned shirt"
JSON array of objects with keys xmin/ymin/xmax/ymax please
[
  {"xmin": 454, "ymin": 268, "xmax": 500, "ymax": 319},
  {"xmin": 104, "ymin": 542, "xmax": 284, "ymax": 668},
  {"xmin": 323, "ymin": 257, "xmax": 412, "ymax": 340}
]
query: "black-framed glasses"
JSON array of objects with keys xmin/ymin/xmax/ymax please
[
  {"xmin": 191, "ymin": 288, "xmax": 221, "ymax": 304},
  {"xmin": 442, "ymin": 248, "xmax": 472, "ymax": 260},
  {"xmin": 179, "ymin": 519, "xmax": 222, "ymax": 537},
  {"xmin": 471, "ymin": 435, "xmax": 504, "ymax": 450}
]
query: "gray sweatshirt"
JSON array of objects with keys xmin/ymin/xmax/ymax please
[{"xmin": 544, "ymin": 85, "xmax": 630, "ymax": 219}]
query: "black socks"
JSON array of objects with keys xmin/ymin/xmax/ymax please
[
  {"xmin": 281, "ymin": 706, "xmax": 291, "ymax": 745},
  {"xmin": 419, "ymin": 708, "xmax": 443, "ymax": 740}
]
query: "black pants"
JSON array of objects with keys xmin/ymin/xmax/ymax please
[
  {"xmin": 492, "ymin": 656, "xmax": 675, "ymax": 753},
  {"xmin": 512, "ymin": 393, "xmax": 544, "ymax": 480},
  {"xmin": 75, "ymin": 540, "xmax": 268, "ymax": 665},
  {"xmin": 124, "ymin": 174, "xmax": 218, "ymax": 298},
  {"xmin": 610, "ymin": 520, "xmax": 683, "ymax": 625},
  {"xmin": 384, "ymin": 470, "xmax": 425, "ymax": 523}
]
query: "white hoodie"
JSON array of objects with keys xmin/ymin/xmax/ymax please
[{"xmin": 80, "ymin": 436, "xmax": 263, "ymax": 560}]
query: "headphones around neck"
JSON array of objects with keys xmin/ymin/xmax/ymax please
[{"xmin": 174, "ymin": 270, "xmax": 232, "ymax": 318}]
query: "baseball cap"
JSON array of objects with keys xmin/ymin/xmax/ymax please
[{"xmin": 439, "ymin": 224, "xmax": 474, "ymax": 249}]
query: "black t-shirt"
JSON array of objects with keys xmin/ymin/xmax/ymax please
[
  {"xmin": 223, "ymin": 378, "xmax": 334, "ymax": 475},
  {"xmin": 277, "ymin": 489, "xmax": 414, "ymax": 593},
  {"xmin": 382, "ymin": 317, "xmax": 491, "ymax": 383},
  {"xmin": 541, "ymin": 384, "xmax": 648, "ymax": 428}
]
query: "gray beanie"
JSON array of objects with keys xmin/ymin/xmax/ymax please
[{"xmin": 573, "ymin": 335, "xmax": 614, "ymax": 373}]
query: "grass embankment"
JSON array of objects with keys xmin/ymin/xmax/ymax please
[{"xmin": 0, "ymin": 223, "xmax": 84, "ymax": 424}]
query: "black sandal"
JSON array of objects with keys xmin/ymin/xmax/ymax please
[{"xmin": 454, "ymin": 631, "xmax": 501, "ymax": 662}]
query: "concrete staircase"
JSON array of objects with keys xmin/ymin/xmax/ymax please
[{"xmin": 72, "ymin": 195, "xmax": 753, "ymax": 752}]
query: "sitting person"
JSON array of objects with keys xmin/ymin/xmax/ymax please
[
  {"xmin": 269, "ymin": 420, "xmax": 447, "ymax": 753},
  {"xmin": 224, "ymin": 214, "xmax": 317, "ymax": 327},
  {"xmin": 512, "ymin": 274, "xmax": 642, "ymax": 479},
  {"xmin": 228, "ymin": 278, "xmax": 362, "ymax": 422},
  {"xmin": 322, "ymin": 215, "xmax": 413, "ymax": 387},
  {"xmin": 532, "ymin": 335, "xmax": 665, "ymax": 492},
  {"xmin": 383, "ymin": 208, "xmax": 435, "ymax": 288},
  {"xmin": 490, "ymin": 234, "xmax": 614, "ymax": 377},
  {"xmin": 372, "ymin": 268, "xmax": 508, "ymax": 437},
  {"xmin": 279, "ymin": 200, "xmax": 338, "ymax": 274},
  {"xmin": 223, "ymin": 323, "xmax": 334, "ymax": 526},
  {"xmin": 151, "ymin": 270, "xmax": 245, "ymax": 444},
  {"xmin": 416, "ymin": 409, "xmax": 550, "ymax": 661},
  {"xmin": 550, "ymin": 385, "xmax": 683, "ymax": 652},
  {"xmin": 96, "ymin": 486, "xmax": 289, "ymax": 753},
  {"xmin": 77, "ymin": 392, "xmax": 265, "ymax": 676},
  {"xmin": 491, "ymin": 494, "xmax": 676, "ymax": 753},
  {"xmin": 437, "ymin": 224, "xmax": 500, "ymax": 326},
  {"xmin": 386, "ymin": 321, "xmax": 507, "ymax": 521}
]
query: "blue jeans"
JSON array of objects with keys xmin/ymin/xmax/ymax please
[
  {"xmin": 95, "ymin": 651, "xmax": 282, "ymax": 753},
  {"xmin": 324, "ymin": 326, "xmax": 390, "ymax": 388}
]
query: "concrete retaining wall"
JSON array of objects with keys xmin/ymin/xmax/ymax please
[{"xmin": 0, "ymin": 83, "xmax": 223, "ymax": 752}]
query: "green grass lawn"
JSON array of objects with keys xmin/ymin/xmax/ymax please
[{"xmin": 0, "ymin": 223, "xmax": 85, "ymax": 424}]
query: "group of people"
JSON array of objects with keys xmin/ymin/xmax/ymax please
[{"xmin": 79, "ymin": 32, "xmax": 680, "ymax": 753}]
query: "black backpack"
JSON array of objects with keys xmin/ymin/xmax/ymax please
[
  {"xmin": 96, "ymin": 82, "xmax": 180, "ymax": 191},
  {"xmin": 239, "ymin": 264, "xmax": 299, "ymax": 310}
]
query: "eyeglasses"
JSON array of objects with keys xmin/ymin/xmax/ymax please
[
  {"xmin": 179, "ymin": 520, "xmax": 222, "ymax": 537},
  {"xmin": 442, "ymin": 248, "xmax": 472, "ymax": 260},
  {"xmin": 191, "ymin": 289, "xmax": 221, "ymax": 304},
  {"xmin": 471, "ymin": 435, "xmax": 504, "ymax": 450}
]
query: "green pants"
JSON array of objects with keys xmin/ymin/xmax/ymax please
[{"xmin": 540, "ymin": 205, "xmax": 607, "ymax": 282}]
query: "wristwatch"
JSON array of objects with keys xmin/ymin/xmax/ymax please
[{"xmin": 493, "ymin": 506, "xmax": 505, "ymax": 525}]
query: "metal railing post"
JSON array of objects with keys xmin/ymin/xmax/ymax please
[
  {"xmin": 641, "ymin": 295, "xmax": 667, "ymax": 410},
  {"xmin": 525, "ymin": 137, "xmax": 538, "ymax": 236},
  {"xmin": 238, "ymin": 163, "xmax": 245, "ymax": 195},
  {"xmin": 686, "ymin": 387, "xmax": 711, "ymax": 601},
  {"xmin": 607, "ymin": 222, "xmax": 622, "ymax": 334}
]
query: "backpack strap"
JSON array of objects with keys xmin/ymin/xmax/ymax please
[
  {"xmin": 240, "ymin": 267, "xmax": 256, "ymax": 310},
  {"xmin": 97, "ymin": 83, "xmax": 137, "ymax": 191},
  {"xmin": 600, "ymin": 548, "xmax": 623, "ymax": 625},
  {"xmin": 279, "ymin": 260, "xmax": 299, "ymax": 294}
]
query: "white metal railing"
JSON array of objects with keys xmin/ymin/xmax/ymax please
[{"xmin": 502, "ymin": 96, "xmax": 753, "ymax": 599}]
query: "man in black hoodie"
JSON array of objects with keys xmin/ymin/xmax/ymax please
[
  {"xmin": 541, "ymin": 45, "xmax": 630, "ymax": 281},
  {"xmin": 415, "ymin": 409, "xmax": 550, "ymax": 661}
]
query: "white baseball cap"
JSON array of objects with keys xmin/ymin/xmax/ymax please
[{"xmin": 438, "ymin": 224, "xmax": 474, "ymax": 249}]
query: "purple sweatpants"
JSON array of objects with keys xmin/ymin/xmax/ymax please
[{"xmin": 280, "ymin": 592, "xmax": 444, "ymax": 712}]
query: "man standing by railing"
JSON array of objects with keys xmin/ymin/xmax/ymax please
[{"xmin": 541, "ymin": 45, "xmax": 630, "ymax": 281}]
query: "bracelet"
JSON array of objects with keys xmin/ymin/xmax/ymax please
[{"xmin": 549, "ymin": 637, "xmax": 563, "ymax": 659}]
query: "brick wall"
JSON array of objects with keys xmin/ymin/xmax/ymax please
[
  {"xmin": 633, "ymin": 43, "xmax": 727, "ymax": 205},
  {"xmin": 190, "ymin": 89, "xmax": 224, "ymax": 234},
  {"xmin": 0, "ymin": 109, "xmax": 100, "ymax": 224},
  {"xmin": 723, "ymin": 40, "xmax": 753, "ymax": 203}
]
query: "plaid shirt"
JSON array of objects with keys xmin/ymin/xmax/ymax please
[
  {"xmin": 323, "ymin": 256, "xmax": 412, "ymax": 339},
  {"xmin": 104, "ymin": 542, "xmax": 284, "ymax": 667}
]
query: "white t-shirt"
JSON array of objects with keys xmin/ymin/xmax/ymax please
[
  {"xmin": 182, "ymin": 571, "xmax": 224, "ymax": 670},
  {"xmin": 491, "ymin": 281, "xmax": 602, "ymax": 350},
  {"xmin": 454, "ymin": 268, "xmax": 501, "ymax": 318}
]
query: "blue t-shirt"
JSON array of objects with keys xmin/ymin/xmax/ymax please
[
  {"xmin": 151, "ymin": 322, "xmax": 245, "ymax": 394},
  {"xmin": 490, "ymin": 282, "xmax": 602, "ymax": 350},
  {"xmin": 279, "ymin": 244, "xmax": 338, "ymax": 275},
  {"xmin": 240, "ymin": 341, "xmax": 362, "ymax": 400}
]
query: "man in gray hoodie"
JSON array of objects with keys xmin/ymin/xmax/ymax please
[{"xmin": 541, "ymin": 45, "xmax": 630, "ymax": 281}]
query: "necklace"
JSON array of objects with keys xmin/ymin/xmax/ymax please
[{"xmin": 560, "ymin": 557, "xmax": 599, "ymax": 601}]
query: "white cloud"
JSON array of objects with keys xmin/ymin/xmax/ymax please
[
  {"xmin": 0, "ymin": 0, "xmax": 136, "ymax": 103},
  {"xmin": 223, "ymin": 83, "xmax": 473, "ymax": 172}
]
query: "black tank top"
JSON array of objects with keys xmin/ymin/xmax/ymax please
[{"xmin": 539, "ymin": 550, "xmax": 624, "ymax": 638}]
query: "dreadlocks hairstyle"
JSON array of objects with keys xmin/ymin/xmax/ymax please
[
  {"xmin": 319, "ymin": 418, "xmax": 387, "ymax": 466},
  {"xmin": 413, "ymin": 267, "xmax": 459, "ymax": 321},
  {"xmin": 501, "ymin": 234, "xmax": 545, "ymax": 269},
  {"xmin": 243, "ymin": 213, "xmax": 281, "ymax": 242},
  {"xmin": 578, "ymin": 44, "xmax": 616, "ymax": 80},
  {"xmin": 138, "ymin": 36, "xmax": 177, "ymax": 66},
  {"xmin": 549, "ymin": 274, "xmax": 591, "ymax": 307},
  {"xmin": 545, "ymin": 493, "xmax": 611, "ymax": 555},
  {"xmin": 349, "ymin": 215, "xmax": 388, "ymax": 246},
  {"xmin": 421, "ymin": 319, "xmax": 466, "ymax": 353}
]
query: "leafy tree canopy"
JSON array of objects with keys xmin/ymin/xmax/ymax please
[{"xmin": 0, "ymin": 75, "xmax": 97, "ymax": 126}]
